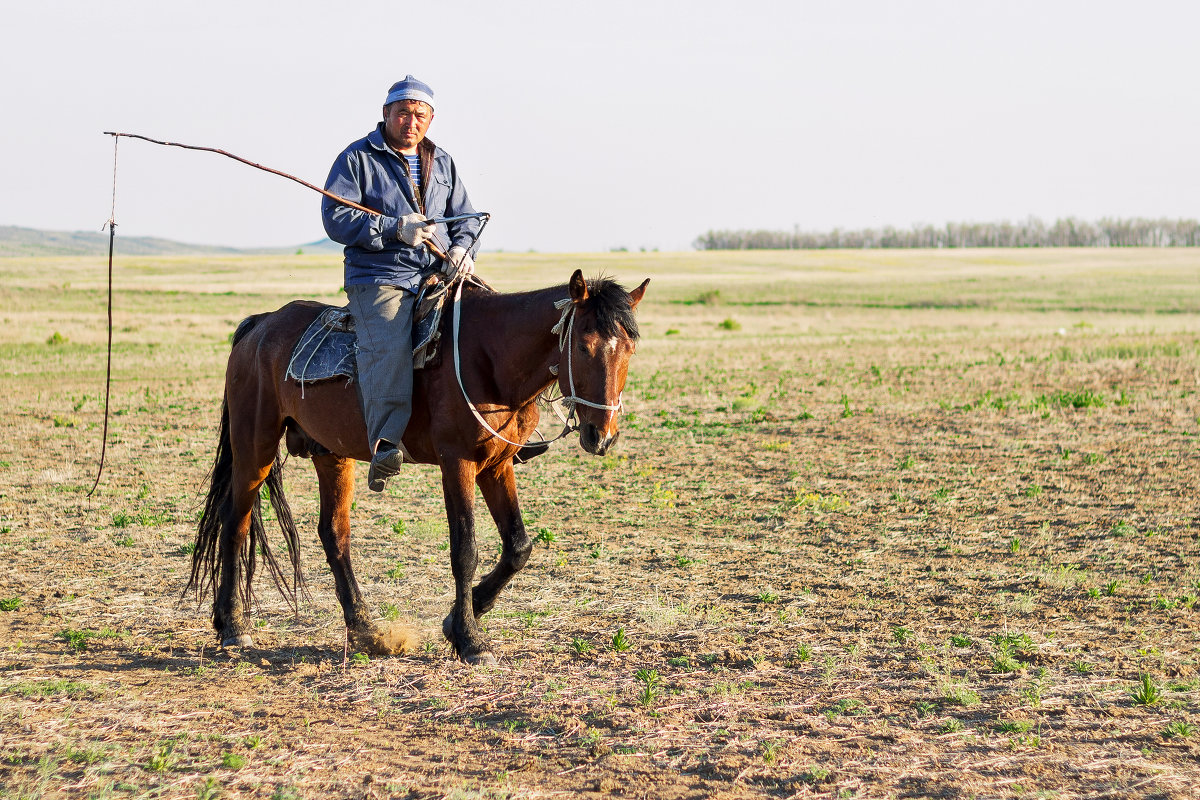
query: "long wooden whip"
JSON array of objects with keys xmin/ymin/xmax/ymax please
[
  {"xmin": 87, "ymin": 131, "xmax": 451, "ymax": 493},
  {"xmin": 100, "ymin": 132, "xmax": 449, "ymax": 261}
]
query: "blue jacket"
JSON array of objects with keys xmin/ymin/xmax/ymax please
[{"xmin": 322, "ymin": 123, "xmax": 482, "ymax": 290}]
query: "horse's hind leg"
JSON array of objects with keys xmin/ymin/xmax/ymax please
[
  {"xmin": 213, "ymin": 456, "xmax": 274, "ymax": 647},
  {"xmin": 313, "ymin": 454, "xmax": 414, "ymax": 656},
  {"xmin": 469, "ymin": 461, "xmax": 532, "ymax": 619}
]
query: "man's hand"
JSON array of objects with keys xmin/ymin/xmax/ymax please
[
  {"xmin": 397, "ymin": 213, "xmax": 436, "ymax": 246},
  {"xmin": 443, "ymin": 245, "xmax": 475, "ymax": 278}
]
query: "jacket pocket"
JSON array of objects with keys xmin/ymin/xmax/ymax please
[{"xmin": 427, "ymin": 174, "xmax": 453, "ymax": 215}]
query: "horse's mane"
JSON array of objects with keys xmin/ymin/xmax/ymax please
[
  {"xmin": 584, "ymin": 276, "xmax": 640, "ymax": 341},
  {"xmin": 474, "ymin": 275, "xmax": 640, "ymax": 340}
]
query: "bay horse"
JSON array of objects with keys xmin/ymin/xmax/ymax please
[{"xmin": 186, "ymin": 270, "xmax": 647, "ymax": 665}]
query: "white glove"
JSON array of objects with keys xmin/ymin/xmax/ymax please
[
  {"xmin": 443, "ymin": 245, "xmax": 475, "ymax": 278},
  {"xmin": 397, "ymin": 213, "xmax": 435, "ymax": 246}
]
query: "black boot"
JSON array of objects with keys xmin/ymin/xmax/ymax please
[
  {"xmin": 514, "ymin": 441, "xmax": 551, "ymax": 464},
  {"xmin": 367, "ymin": 443, "xmax": 404, "ymax": 492}
]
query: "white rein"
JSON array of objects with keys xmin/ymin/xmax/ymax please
[{"xmin": 451, "ymin": 279, "xmax": 622, "ymax": 448}]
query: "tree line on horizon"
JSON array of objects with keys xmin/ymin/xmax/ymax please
[{"xmin": 693, "ymin": 216, "xmax": 1200, "ymax": 250}]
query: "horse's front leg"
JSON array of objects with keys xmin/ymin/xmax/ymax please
[
  {"xmin": 471, "ymin": 460, "xmax": 532, "ymax": 619},
  {"xmin": 440, "ymin": 457, "xmax": 495, "ymax": 665}
]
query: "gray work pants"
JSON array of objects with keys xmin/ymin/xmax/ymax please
[{"xmin": 345, "ymin": 284, "xmax": 416, "ymax": 453}]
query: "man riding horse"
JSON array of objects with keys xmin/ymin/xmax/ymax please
[
  {"xmin": 192, "ymin": 92, "xmax": 650, "ymax": 660},
  {"xmin": 191, "ymin": 75, "xmax": 650, "ymax": 662},
  {"xmin": 321, "ymin": 75, "xmax": 482, "ymax": 492}
]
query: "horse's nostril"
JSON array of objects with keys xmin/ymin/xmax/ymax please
[{"xmin": 580, "ymin": 422, "xmax": 601, "ymax": 452}]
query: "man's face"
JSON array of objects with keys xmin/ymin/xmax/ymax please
[{"xmin": 383, "ymin": 100, "xmax": 433, "ymax": 153}]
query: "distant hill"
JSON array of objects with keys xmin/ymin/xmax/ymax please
[
  {"xmin": 0, "ymin": 225, "xmax": 342, "ymax": 257},
  {"xmin": 294, "ymin": 238, "xmax": 345, "ymax": 255}
]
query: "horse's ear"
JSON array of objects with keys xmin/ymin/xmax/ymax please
[
  {"xmin": 629, "ymin": 278, "xmax": 650, "ymax": 309},
  {"xmin": 568, "ymin": 269, "xmax": 588, "ymax": 303}
]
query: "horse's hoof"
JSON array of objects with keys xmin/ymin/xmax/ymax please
[
  {"xmin": 443, "ymin": 614, "xmax": 494, "ymax": 664},
  {"xmin": 463, "ymin": 650, "xmax": 498, "ymax": 667},
  {"xmin": 221, "ymin": 633, "xmax": 254, "ymax": 649}
]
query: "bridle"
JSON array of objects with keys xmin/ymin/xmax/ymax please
[
  {"xmin": 451, "ymin": 280, "xmax": 624, "ymax": 449},
  {"xmin": 549, "ymin": 297, "xmax": 623, "ymax": 422}
]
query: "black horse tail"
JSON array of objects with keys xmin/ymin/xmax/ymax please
[{"xmin": 186, "ymin": 314, "xmax": 306, "ymax": 616}]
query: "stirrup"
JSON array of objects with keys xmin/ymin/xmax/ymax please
[{"xmin": 514, "ymin": 441, "xmax": 551, "ymax": 464}]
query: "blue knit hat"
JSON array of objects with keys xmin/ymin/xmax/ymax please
[{"xmin": 384, "ymin": 76, "xmax": 435, "ymax": 111}]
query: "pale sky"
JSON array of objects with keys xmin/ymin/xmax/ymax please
[{"xmin": 3, "ymin": 0, "xmax": 1197, "ymax": 252}]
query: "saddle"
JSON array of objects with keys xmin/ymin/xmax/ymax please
[{"xmin": 286, "ymin": 274, "xmax": 448, "ymax": 387}]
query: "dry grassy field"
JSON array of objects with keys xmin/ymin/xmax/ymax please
[{"xmin": 1, "ymin": 248, "xmax": 1198, "ymax": 799}]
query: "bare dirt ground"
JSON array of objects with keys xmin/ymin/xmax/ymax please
[{"xmin": 1, "ymin": 249, "xmax": 1198, "ymax": 799}]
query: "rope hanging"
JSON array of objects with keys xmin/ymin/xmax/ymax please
[{"xmin": 87, "ymin": 136, "xmax": 119, "ymax": 497}]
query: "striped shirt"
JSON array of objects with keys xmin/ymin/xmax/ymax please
[{"xmin": 403, "ymin": 154, "xmax": 421, "ymax": 190}]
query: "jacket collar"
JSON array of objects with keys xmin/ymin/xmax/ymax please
[{"xmin": 367, "ymin": 123, "xmax": 442, "ymax": 161}]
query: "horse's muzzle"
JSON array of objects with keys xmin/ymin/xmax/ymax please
[{"xmin": 580, "ymin": 422, "xmax": 619, "ymax": 456}]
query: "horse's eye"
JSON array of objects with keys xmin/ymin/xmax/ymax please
[{"xmin": 578, "ymin": 341, "xmax": 588, "ymax": 355}]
